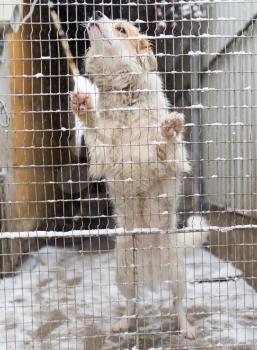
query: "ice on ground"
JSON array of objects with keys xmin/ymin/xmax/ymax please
[{"xmin": 0, "ymin": 246, "xmax": 257, "ymax": 349}]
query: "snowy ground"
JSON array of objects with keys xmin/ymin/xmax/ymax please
[{"xmin": 0, "ymin": 245, "xmax": 257, "ymax": 350}]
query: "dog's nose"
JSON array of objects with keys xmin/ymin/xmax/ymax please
[{"xmin": 95, "ymin": 11, "xmax": 103, "ymax": 20}]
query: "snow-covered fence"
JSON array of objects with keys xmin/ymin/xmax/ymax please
[{"xmin": 0, "ymin": 0, "xmax": 257, "ymax": 349}]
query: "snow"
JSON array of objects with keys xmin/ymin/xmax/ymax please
[
  {"xmin": 134, "ymin": 19, "xmax": 146, "ymax": 24},
  {"xmin": 34, "ymin": 72, "xmax": 44, "ymax": 78},
  {"xmin": 0, "ymin": 244, "xmax": 257, "ymax": 349},
  {"xmin": 188, "ymin": 50, "xmax": 205, "ymax": 56},
  {"xmin": 189, "ymin": 104, "xmax": 204, "ymax": 109},
  {"xmin": 187, "ymin": 215, "xmax": 208, "ymax": 230}
]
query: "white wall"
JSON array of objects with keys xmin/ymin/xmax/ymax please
[
  {"xmin": 201, "ymin": 20, "xmax": 257, "ymax": 217},
  {"xmin": 202, "ymin": 0, "xmax": 257, "ymax": 68}
]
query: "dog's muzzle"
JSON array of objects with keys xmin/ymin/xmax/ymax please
[
  {"xmin": 87, "ymin": 10, "xmax": 104, "ymax": 30},
  {"xmin": 94, "ymin": 10, "xmax": 104, "ymax": 20}
]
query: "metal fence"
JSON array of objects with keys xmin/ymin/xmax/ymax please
[{"xmin": 0, "ymin": 0, "xmax": 257, "ymax": 349}]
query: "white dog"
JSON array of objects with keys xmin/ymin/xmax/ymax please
[{"xmin": 71, "ymin": 11, "xmax": 197, "ymax": 339}]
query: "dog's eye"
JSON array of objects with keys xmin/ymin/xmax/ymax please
[{"xmin": 117, "ymin": 26, "xmax": 126, "ymax": 34}]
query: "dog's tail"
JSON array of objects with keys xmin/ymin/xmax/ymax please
[{"xmin": 177, "ymin": 215, "xmax": 209, "ymax": 253}]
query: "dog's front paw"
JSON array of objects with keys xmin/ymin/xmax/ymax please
[
  {"xmin": 161, "ymin": 112, "xmax": 184, "ymax": 140},
  {"xmin": 70, "ymin": 92, "xmax": 94, "ymax": 117}
]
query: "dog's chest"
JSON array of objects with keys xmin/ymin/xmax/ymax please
[
  {"xmin": 99, "ymin": 112, "xmax": 160, "ymax": 148},
  {"xmin": 104, "ymin": 122, "xmax": 160, "ymax": 174}
]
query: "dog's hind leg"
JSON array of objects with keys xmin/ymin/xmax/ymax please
[
  {"xmin": 112, "ymin": 277, "xmax": 136, "ymax": 332},
  {"xmin": 169, "ymin": 246, "xmax": 196, "ymax": 339},
  {"xmin": 112, "ymin": 236, "xmax": 137, "ymax": 333},
  {"xmin": 160, "ymin": 180, "xmax": 195, "ymax": 339},
  {"xmin": 112, "ymin": 197, "xmax": 147, "ymax": 333}
]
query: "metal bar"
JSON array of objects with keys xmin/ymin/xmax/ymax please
[
  {"xmin": 0, "ymin": 171, "xmax": 5, "ymax": 232},
  {"xmin": 0, "ymin": 224, "xmax": 256, "ymax": 239},
  {"xmin": 191, "ymin": 36, "xmax": 205, "ymax": 212}
]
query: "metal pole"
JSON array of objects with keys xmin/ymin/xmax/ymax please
[{"xmin": 191, "ymin": 37, "xmax": 205, "ymax": 213}]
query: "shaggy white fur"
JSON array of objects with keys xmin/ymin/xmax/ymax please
[{"xmin": 71, "ymin": 13, "xmax": 199, "ymax": 339}]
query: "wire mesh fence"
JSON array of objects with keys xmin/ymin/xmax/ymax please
[{"xmin": 0, "ymin": 0, "xmax": 257, "ymax": 349}]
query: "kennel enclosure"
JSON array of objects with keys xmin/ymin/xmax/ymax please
[{"xmin": 0, "ymin": 0, "xmax": 257, "ymax": 349}]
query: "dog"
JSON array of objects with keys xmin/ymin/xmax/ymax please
[{"xmin": 71, "ymin": 11, "xmax": 196, "ymax": 339}]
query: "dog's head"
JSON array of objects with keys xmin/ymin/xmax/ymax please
[{"xmin": 86, "ymin": 11, "xmax": 157, "ymax": 75}]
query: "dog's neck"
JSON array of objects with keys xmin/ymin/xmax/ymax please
[{"xmin": 86, "ymin": 56, "xmax": 169, "ymax": 116}]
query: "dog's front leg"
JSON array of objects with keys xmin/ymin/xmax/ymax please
[
  {"xmin": 157, "ymin": 112, "xmax": 191, "ymax": 174},
  {"xmin": 70, "ymin": 91, "xmax": 113, "ymax": 146}
]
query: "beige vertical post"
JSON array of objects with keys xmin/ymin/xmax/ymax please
[{"xmin": 3, "ymin": 1, "xmax": 74, "ymax": 273}]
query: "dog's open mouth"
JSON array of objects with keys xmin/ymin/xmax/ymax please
[{"xmin": 87, "ymin": 21, "xmax": 112, "ymax": 47}]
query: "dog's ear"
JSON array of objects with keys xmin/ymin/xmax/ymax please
[{"xmin": 137, "ymin": 38, "xmax": 157, "ymax": 72}]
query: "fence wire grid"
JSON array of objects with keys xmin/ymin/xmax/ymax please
[{"xmin": 0, "ymin": 0, "xmax": 257, "ymax": 349}]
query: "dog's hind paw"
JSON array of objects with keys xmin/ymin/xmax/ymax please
[
  {"xmin": 112, "ymin": 318, "xmax": 132, "ymax": 333},
  {"xmin": 181, "ymin": 323, "xmax": 196, "ymax": 340},
  {"xmin": 161, "ymin": 112, "xmax": 184, "ymax": 140}
]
